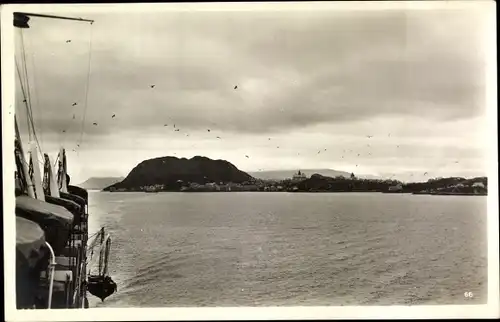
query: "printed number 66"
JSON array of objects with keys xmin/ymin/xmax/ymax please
[{"xmin": 464, "ymin": 292, "xmax": 474, "ymax": 298}]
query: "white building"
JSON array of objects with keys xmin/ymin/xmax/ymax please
[
  {"xmin": 292, "ymin": 170, "xmax": 307, "ymax": 182},
  {"xmin": 472, "ymin": 182, "xmax": 485, "ymax": 189}
]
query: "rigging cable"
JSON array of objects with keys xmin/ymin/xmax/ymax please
[
  {"xmin": 77, "ymin": 21, "xmax": 94, "ymax": 152},
  {"xmin": 18, "ymin": 29, "xmax": 44, "ymax": 161},
  {"xmin": 15, "ymin": 59, "xmax": 45, "ymax": 167},
  {"xmin": 20, "ymin": 31, "xmax": 36, "ymax": 144},
  {"xmin": 15, "ymin": 58, "xmax": 32, "ymax": 141},
  {"xmin": 27, "ymin": 32, "xmax": 44, "ymax": 151}
]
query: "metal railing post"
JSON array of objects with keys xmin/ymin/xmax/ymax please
[{"xmin": 45, "ymin": 242, "xmax": 56, "ymax": 309}]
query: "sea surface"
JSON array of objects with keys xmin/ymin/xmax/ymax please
[{"xmin": 87, "ymin": 191, "xmax": 488, "ymax": 307}]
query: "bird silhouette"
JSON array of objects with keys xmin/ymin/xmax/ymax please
[
  {"xmin": 66, "ymin": 40, "xmax": 71, "ymax": 43},
  {"xmin": 234, "ymin": 85, "xmax": 238, "ymax": 90},
  {"xmin": 207, "ymin": 129, "xmax": 211, "ymax": 132},
  {"xmin": 112, "ymin": 114, "xmax": 116, "ymax": 118},
  {"xmin": 357, "ymin": 153, "xmax": 360, "ymax": 156},
  {"xmin": 72, "ymin": 102, "xmax": 77, "ymax": 106},
  {"xmin": 150, "ymin": 85, "xmax": 155, "ymax": 88},
  {"xmin": 317, "ymin": 151, "xmax": 321, "ymax": 154},
  {"xmin": 22, "ymin": 99, "xmax": 27, "ymax": 103},
  {"xmin": 424, "ymin": 172, "xmax": 428, "ymax": 175},
  {"xmin": 92, "ymin": 122, "xmax": 98, "ymax": 126},
  {"xmin": 164, "ymin": 124, "xmax": 168, "ymax": 127},
  {"xmin": 62, "ymin": 130, "xmax": 66, "ymax": 133},
  {"xmin": 175, "ymin": 129, "xmax": 180, "ymax": 132},
  {"xmin": 216, "ymin": 136, "xmax": 221, "ymax": 139},
  {"xmin": 174, "ymin": 124, "xmax": 176, "ymax": 128},
  {"xmin": 245, "ymin": 155, "xmax": 249, "ymax": 158},
  {"xmin": 366, "ymin": 135, "xmax": 373, "ymax": 138}
]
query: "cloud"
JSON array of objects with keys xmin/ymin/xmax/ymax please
[{"xmin": 11, "ymin": 4, "xmax": 491, "ymax": 183}]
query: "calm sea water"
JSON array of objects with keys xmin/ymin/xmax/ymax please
[{"xmin": 87, "ymin": 191, "xmax": 487, "ymax": 307}]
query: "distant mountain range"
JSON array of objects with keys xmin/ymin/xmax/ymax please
[
  {"xmin": 248, "ymin": 169, "xmax": 379, "ymax": 180},
  {"xmin": 77, "ymin": 177, "xmax": 125, "ymax": 190},
  {"xmin": 103, "ymin": 156, "xmax": 253, "ymax": 191}
]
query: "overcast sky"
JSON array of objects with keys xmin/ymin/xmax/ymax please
[{"xmin": 13, "ymin": 2, "xmax": 493, "ymax": 184}]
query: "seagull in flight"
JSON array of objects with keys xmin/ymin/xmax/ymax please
[
  {"xmin": 112, "ymin": 114, "xmax": 116, "ymax": 118},
  {"xmin": 366, "ymin": 135, "xmax": 373, "ymax": 138},
  {"xmin": 66, "ymin": 40, "xmax": 71, "ymax": 43},
  {"xmin": 207, "ymin": 129, "xmax": 211, "ymax": 132},
  {"xmin": 72, "ymin": 102, "xmax": 77, "ymax": 106},
  {"xmin": 245, "ymin": 155, "xmax": 249, "ymax": 158},
  {"xmin": 92, "ymin": 122, "xmax": 98, "ymax": 126},
  {"xmin": 234, "ymin": 85, "xmax": 238, "ymax": 90},
  {"xmin": 216, "ymin": 136, "xmax": 221, "ymax": 139},
  {"xmin": 150, "ymin": 85, "xmax": 155, "ymax": 88}
]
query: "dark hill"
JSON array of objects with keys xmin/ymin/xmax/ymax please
[{"xmin": 103, "ymin": 156, "xmax": 253, "ymax": 191}]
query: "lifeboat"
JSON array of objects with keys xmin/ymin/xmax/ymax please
[
  {"xmin": 16, "ymin": 217, "xmax": 49, "ymax": 308},
  {"xmin": 86, "ymin": 275, "xmax": 118, "ymax": 301},
  {"xmin": 16, "ymin": 195, "xmax": 74, "ymax": 254}
]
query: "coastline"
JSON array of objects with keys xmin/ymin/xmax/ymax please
[{"xmin": 100, "ymin": 189, "xmax": 488, "ymax": 196}]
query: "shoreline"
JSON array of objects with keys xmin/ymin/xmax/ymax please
[{"xmin": 99, "ymin": 190, "xmax": 488, "ymax": 196}]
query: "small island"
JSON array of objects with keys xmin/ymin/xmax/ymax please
[{"xmin": 102, "ymin": 156, "xmax": 487, "ymax": 196}]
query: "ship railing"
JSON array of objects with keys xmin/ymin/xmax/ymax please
[
  {"xmin": 45, "ymin": 195, "xmax": 89, "ymax": 308},
  {"xmin": 71, "ymin": 202, "xmax": 89, "ymax": 308},
  {"xmin": 45, "ymin": 241, "xmax": 56, "ymax": 309}
]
